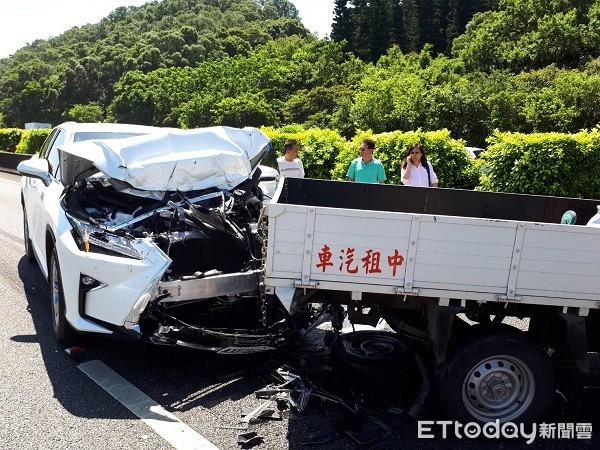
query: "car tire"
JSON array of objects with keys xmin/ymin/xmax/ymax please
[
  {"xmin": 23, "ymin": 207, "xmax": 35, "ymax": 262},
  {"xmin": 330, "ymin": 330, "xmax": 419, "ymax": 401},
  {"xmin": 49, "ymin": 249, "xmax": 77, "ymax": 345},
  {"xmin": 436, "ymin": 332, "xmax": 554, "ymax": 423}
]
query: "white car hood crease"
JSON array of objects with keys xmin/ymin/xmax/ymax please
[{"xmin": 58, "ymin": 126, "xmax": 272, "ymax": 192}]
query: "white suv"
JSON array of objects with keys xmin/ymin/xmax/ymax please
[{"xmin": 19, "ymin": 122, "xmax": 289, "ymax": 353}]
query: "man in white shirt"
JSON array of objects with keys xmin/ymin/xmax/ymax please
[{"xmin": 276, "ymin": 140, "xmax": 305, "ymax": 178}]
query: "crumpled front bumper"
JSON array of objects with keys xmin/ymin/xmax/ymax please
[{"xmin": 56, "ymin": 227, "xmax": 171, "ymax": 335}]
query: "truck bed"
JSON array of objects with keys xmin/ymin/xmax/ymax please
[{"xmin": 265, "ymin": 178, "xmax": 600, "ymax": 311}]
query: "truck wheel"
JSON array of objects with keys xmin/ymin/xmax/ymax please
[
  {"xmin": 23, "ymin": 207, "xmax": 35, "ymax": 261},
  {"xmin": 49, "ymin": 249, "xmax": 76, "ymax": 345},
  {"xmin": 436, "ymin": 332, "xmax": 554, "ymax": 423},
  {"xmin": 331, "ymin": 331, "xmax": 419, "ymax": 399}
]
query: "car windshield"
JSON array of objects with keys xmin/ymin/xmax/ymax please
[{"xmin": 73, "ymin": 132, "xmax": 149, "ymax": 142}]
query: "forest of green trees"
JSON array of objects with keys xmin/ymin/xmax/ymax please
[{"xmin": 1, "ymin": 0, "xmax": 600, "ymax": 150}]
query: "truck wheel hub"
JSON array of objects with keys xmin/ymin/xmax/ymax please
[
  {"xmin": 482, "ymin": 375, "xmax": 512, "ymax": 400},
  {"xmin": 462, "ymin": 355, "xmax": 535, "ymax": 421}
]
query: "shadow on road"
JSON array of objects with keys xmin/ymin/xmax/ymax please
[
  {"xmin": 16, "ymin": 256, "xmax": 268, "ymax": 419},
  {"xmin": 15, "ymin": 255, "xmax": 600, "ymax": 448}
]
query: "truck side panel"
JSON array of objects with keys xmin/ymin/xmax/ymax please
[
  {"xmin": 267, "ymin": 203, "xmax": 518, "ymax": 294},
  {"xmin": 413, "ymin": 216, "xmax": 515, "ymax": 291},
  {"xmin": 266, "ymin": 181, "xmax": 600, "ymax": 310},
  {"xmin": 267, "ymin": 203, "xmax": 412, "ymax": 286},
  {"xmin": 517, "ymin": 224, "xmax": 600, "ymax": 300}
]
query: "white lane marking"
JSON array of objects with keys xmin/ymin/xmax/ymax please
[{"xmin": 79, "ymin": 360, "xmax": 220, "ymax": 450}]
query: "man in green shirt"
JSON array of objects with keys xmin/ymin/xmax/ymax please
[{"xmin": 346, "ymin": 138, "xmax": 387, "ymax": 184}]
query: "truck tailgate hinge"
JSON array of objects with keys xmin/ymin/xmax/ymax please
[
  {"xmin": 496, "ymin": 293, "xmax": 522, "ymax": 302},
  {"xmin": 293, "ymin": 280, "xmax": 319, "ymax": 289},
  {"xmin": 393, "ymin": 287, "xmax": 420, "ymax": 295}
]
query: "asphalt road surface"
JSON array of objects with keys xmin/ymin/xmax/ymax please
[{"xmin": 0, "ymin": 171, "xmax": 598, "ymax": 449}]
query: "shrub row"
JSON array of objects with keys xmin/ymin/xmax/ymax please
[
  {"xmin": 4, "ymin": 125, "xmax": 600, "ymax": 200},
  {"xmin": 0, "ymin": 128, "xmax": 23, "ymax": 152},
  {"xmin": 262, "ymin": 126, "xmax": 477, "ymax": 189},
  {"xmin": 263, "ymin": 126, "xmax": 600, "ymax": 199},
  {"xmin": 478, "ymin": 129, "xmax": 600, "ymax": 199},
  {"xmin": 15, "ymin": 129, "xmax": 51, "ymax": 155},
  {"xmin": 1, "ymin": 128, "xmax": 52, "ymax": 154}
]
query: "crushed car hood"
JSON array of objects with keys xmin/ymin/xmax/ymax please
[{"xmin": 59, "ymin": 126, "xmax": 272, "ymax": 192}]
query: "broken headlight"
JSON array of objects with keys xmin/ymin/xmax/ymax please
[{"xmin": 66, "ymin": 213, "xmax": 143, "ymax": 260}]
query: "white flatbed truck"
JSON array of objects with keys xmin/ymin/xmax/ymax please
[{"xmin": 264, "ymin": 178, "xmax": 600, "ymax": 423}]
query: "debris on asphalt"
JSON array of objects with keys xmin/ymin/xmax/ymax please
[
  {"xmin": 64, "ymin": 346, "xmax": 85, "ymax": 356},
  {"xmin": 255, "ymin": 367, "xmax": 312, "ymax": 413},
  {"xmin": 239, "ymin": 397, "xmax": 279, "ymax": 428},
  {"xmin": 241, "ymin": 398, "xmax": 282, "ymax": 422},
  {"xmin": 215, "ymin": 394, "xmax": 282, "ymax": 431},
  {"xmin": 246, "ymin": 364, "xmax": 394, "ymax": 446},
  {"xmin": 221, "ymin": 328, "xmax": 406, "ymax": 447},
  {"xmin": 556, "ymin": 389, "xmax": 568, "ymax": 401},
  {"xmin": 64, "ymin": 346, "xmax": 87, "ymax": 363},
  {"xmin": 300, "ymin": 429, "xmax": 341, "ymax": 446},
  {"xmin": 214, "ymin": 425, "xmax": 248, "ymax": 431},
  {"xmin": 237, "ymin": 431, "xmax": 263, "ymax": 447},
  {"xmin": 408, "ymin": 353, "xmax": 431, "ymax": 419},
  {"xmin": 335, "ymin": 413, "xmax": 392, "ymax": 446},
  {"xmin": 310, "ymin": 389, "xmax": 360, "ymax": 414}
]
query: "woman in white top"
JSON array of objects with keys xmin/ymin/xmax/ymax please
[{"xmin": 400, "ymin": 143, "xmax": 438, "ymax": 187}]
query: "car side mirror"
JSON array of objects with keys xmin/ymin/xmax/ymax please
[{"xmin": 17, "ymin": 158, "xmax": 53, "ymax": 187}]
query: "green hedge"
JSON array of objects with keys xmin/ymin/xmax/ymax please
[
  {"xmin": 0, "ymin": 128, "xmax": 23, "ymax": 152},
  {"xmin": 332, "ymin": 129, "xmax": 477, "ymax": 188},
  {"xmin": 260, "ymin": 125, "xmax": 350, "ymax": 180},
  {"xmin": 5, "ymin": 124, "xmax": 598, "ymax": 200},
  {"xmin": 261, "ymin": 126, "xmax": 476, "ymax": 188},
  {"xmin": 478, "ymin": 129, "xmax": 600, "ymax": 199},
  {"xmin": 15, "ymin": 129, "xmax": 51, "ymax": 155}
]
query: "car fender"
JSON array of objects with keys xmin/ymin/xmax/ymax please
[{"xmin": 55, "ymin": 229, "xmax": 171, "ymax": 334}]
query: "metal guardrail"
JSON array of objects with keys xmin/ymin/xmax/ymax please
[{"xmin": 0, "ymin": 151, "xmax": 31, "ymax": 174}]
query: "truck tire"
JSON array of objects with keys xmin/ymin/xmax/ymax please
[
  {"xmin": 331, "ymin": 330, "xmax": 419, "ymax": 400},
  {"xmin": 436, "ymin": 332, "xmax": 554, "ymax": 423},
  {"xmin": 49, "ymin": 249, "xmax": 76, "ymax": 345}
]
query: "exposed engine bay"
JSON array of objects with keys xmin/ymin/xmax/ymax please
[{"xmin": 61, "ymin": 169, "xmax": 300, "ymax": 353}]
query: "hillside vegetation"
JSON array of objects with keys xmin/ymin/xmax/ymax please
[{"xmin": 2, "ymin": 0, "xmax": 600, "ymax": 198}]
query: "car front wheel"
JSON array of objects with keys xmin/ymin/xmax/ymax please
[
  {"xmin": 23, "ymin": 207, "xmax": 35, "ymax": 262},
  {"xmin": 49, "ymin": 249, "xmax": 76, "ymax": 345}
]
